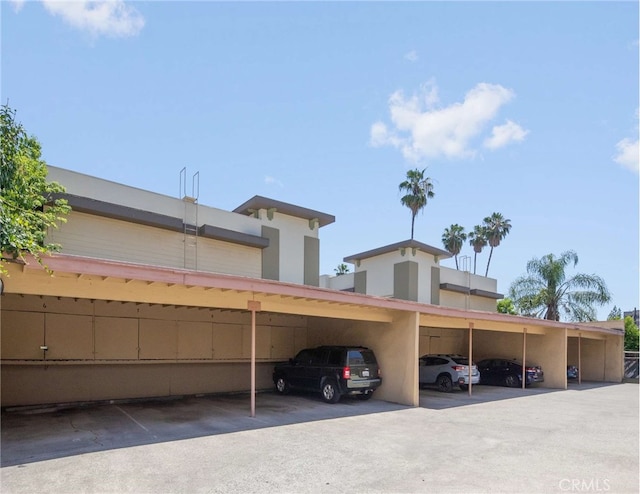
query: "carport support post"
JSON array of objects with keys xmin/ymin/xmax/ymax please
[
  {"xmin": 468, "ymin": 322, "xmax": 473, "ymax": 396},
  {"xmin": 248, "ymin": 300, "xmax": 261, "ymax": 418},
  {"xmin": 522, "ymin": 328, "xmax": 527, "ymax": 390},
  {"xmin": 578, "ymin": 333, "xmax": 582, "ymax": 385}
]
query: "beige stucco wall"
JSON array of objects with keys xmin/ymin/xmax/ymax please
[
  {"xmin": 306, "ymin": 312, "xmax": 419, "ymax": 406},
  {"xmin": 438, "ymin": 291, "xmax": 498, "ymax": 312},
  {"xmin": 48, "ymin": 211, "xmax": 263, "ymax": 277},
  {"xmin": 567, "ymin": 333, "xmax": 623, "ymax": 383},
  {"xmin": 419, "ymin": 327, "xmax": 466, "ymax": 356},
  {"xmin": 0, "ymin": 294, "xmax": 310, "ymax": 406},
  {"xmin": 0, "ymin": 363, "xmax": 277, "ymax": 407},
  {"xmin": 471, "ymin": 329, "xmax": 566, "ymax": 388},
  {"xmin": 47, "ymin": 166, "xmax": 322, "ymax": 285}
]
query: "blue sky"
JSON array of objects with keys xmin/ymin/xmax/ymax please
[{"xmin": 2, "ymin": 1, "xmax": 638, "ymax": 320}]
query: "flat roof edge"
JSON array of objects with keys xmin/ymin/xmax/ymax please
[{"xmin": 233, "ymin": 195, "xmax": 335, "ymax": 227}]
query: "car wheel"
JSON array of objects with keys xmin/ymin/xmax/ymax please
[
  {"xmin": 459, "ymin": 384, "xmax": 468, "ymax": 391},
  {"xmin": 275, "ymin": 377, "xmax": 290, "ymax": 394},
  {"xmin": 357, "ymin": 391, "xmax": 374, "ymax": 401},
  {"xmin": 505, "ymin": 374, "xmax": 520, "ymax": 388},
  {"xmin": 321, "ymin": 380, "xmax": 341, "ymax": 404},
  {"xmin": 436, "ymin": 374, "xmax": 453, "ymax": 393}
]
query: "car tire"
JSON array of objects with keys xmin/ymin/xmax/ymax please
[
  {"xmin": 459, "ymin": 384, "xmax": 468, "ymax": 391},
  {"xmin": 321, "ymin": 380, "xmax": 341, "ymax": 404},
  {"xmin": 436, "ymin": 374, "xmax": 453, "ymax": 393},
  {"xmin": 275, "ymin": 376, "xmax": 290, "ymax": 394},
  {"xmin": 505, "ymin": 374, "xmax": 520, "ymax": 388}
]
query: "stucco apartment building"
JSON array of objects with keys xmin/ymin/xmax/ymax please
[{"xmin": 0, "ymin": 166, "xmax": 624, "ymax": 408}]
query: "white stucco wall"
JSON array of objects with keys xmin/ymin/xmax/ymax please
[
  {"xmin": 47, "ymin": 166, "xmax": 263, "ymax": 237},
  {"xmin": 355, "ymin": 249, "xmax": 440, "ymax": 302},
  {"xmin": 47, "ymin": 167, "xmax": 321, "ymax": 284},
  {"xmin": 252, "ymin": 208, "xmax": 318, "ymax": 285},
  {"xmin": 356, "ymin": 252, "xmax": 396, "ymax": 298},
  {"xmin": 319, "ymin": 273, "xmax": 355, "ymax": 291}
]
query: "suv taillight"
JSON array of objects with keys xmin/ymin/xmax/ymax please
[
  {"xmin": 452, "ymin": 365, "xmax": 465, "ymax": 372},
  {"xmin": 343, "ymin": 367, "xmax": 351, "ymax": 379}
]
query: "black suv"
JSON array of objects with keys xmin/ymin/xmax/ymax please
[{"xmin": 272, "ymin": 346, "xmax": 382, "ymax": 403}]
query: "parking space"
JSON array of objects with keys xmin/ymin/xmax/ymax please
[
  {"xmin": 419, "ymin": 383, "xmax": 558, "ymax": 410},
  {"xmin": 1, "ymin": 392, "xmax": 407, "ymax": 468},
  {"xmin": 1, "ymin": 383, "xmax": 637, "ymax": 493}
]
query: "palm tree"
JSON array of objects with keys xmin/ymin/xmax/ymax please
[
  {"xmin": 508, "ymin": 250, "xmax": 611, "ymax": 322},
  {"xmin": 483, "ymin": 212, "xmax": 511, "ymax": 276},
  {"xmin": 468, "ymin": 225, "xmax": 487, "ymax": 275},
  {"xmin": 334, "ymin": 263, "xmax": 350, "ymax": 276},
  {"xmin": 398, "ymin": 168, "xmax": 435, "ymax": 240},
  {"xmin": 441, "ymin": 224, "xmax": 467, "ymax": 270}
]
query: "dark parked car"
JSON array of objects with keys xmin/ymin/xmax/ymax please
[
  {"xmin": 273, "ymin": 346, "xmax": 382, "ymax": 403},
  {"xmin": 567, "ymin": 365, "xmax": 579, "ymax": 380},
  {"xmin": 477, "ymin": 358, "xmax": 544, "ymax": 388}
]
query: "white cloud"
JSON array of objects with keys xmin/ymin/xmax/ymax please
[
  {"xmin": 265, "ymin": 176, "xmax": 284, "ymax": 188},
  {"xmin": 8, "ymin": 0, "xmax": 26, "ymax": 12},
  {"xmin": 404, "ymin": 50, "xmax": 418, "ymax": 62},
  {"xmin": 371, "ymin": 81, "xmax": 527, "ymax": 161},
  {"xmin": 41, "ymin": 0, "xmax": 145, "ymax": 38},
  {"xmin": 614, "ymin": 137, "xmax": 639, "ymax": 173},
  {"xmin": 613, "ymin": 108, "xmax": 640, "ymax": 174},
  {"xmin": 484, "ymin": 120, "xmax": 529, "ymax": 150}
]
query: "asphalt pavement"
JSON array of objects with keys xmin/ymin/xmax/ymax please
[{"xmin": 1, "ymin": 382, "xmax": 638, "ymax": 493}]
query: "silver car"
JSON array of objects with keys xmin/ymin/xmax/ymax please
[{"xmin": 419, "ymin": 354, "xmax": 480, "ymax": 392}]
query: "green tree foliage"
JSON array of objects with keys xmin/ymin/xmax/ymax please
[
  {"xmin": 334, "ymin": 263, "xmax": 350, "ymax": 276},
  {"xmin": 399, "ymin": 168, "xmax": 434, "ymax": 240},
  {"xmin": 624, "ymin": 316, "xmax": 639, "ymax": 351},
  {"xmin": 607, "ymin": 305, "xmax": 622, "ymax": 320},
  {"xmin": 468, "ymin": 225, "xmax": 487, "ymax": 275},
  {"xmin": 508, "ymin": 250, "xmax": 611, "ymax": 322},
  {"xmin": 497, "ymin": 298, "xmax": 517, "ymax": 315},
  {"xmin": 483, "ymin": 212, "xmax": 511, "ymax": 276},
  {"xmin": 1, "ymin": 104, "xmax": 70, "ymax": 274},
  {"xmin": 441, "ymin": 224, "xmax": 467, "ymax": 270}
]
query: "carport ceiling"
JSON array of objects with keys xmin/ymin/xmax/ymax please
[
  {"xmin": 2, "ymin": 255, "xmax": 395, "ymax": 323},
  {"xmin": 2, "ymin": 254, "xmax": 624, "ymax": 339}
]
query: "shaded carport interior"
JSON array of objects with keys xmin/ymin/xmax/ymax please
[
  {"xmin": 0, "ymin": 254, "xmax": 624, "ymax": 411},
  {"xmin": 0, "ymin": 255, "xmax": 422, "ymax": 409},
  {"xmin": 417, "ymin": 314, "xmax": 624, "ymax": 390}
]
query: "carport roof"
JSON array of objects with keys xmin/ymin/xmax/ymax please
[{"xmin": 1, "ymin": 253, "xmax": 623, "ymax": 337}]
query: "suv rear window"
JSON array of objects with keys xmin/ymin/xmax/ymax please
[
  {"xmin": 451, "ymin": 357, "xmax": 469, "ymax": 365},
  {"xmin": 348, "ymin": 349, "xmax": 377, "ymax": 365}
]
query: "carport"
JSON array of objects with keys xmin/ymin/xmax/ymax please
[
  {"xmin": 0, "ymin": 254, "xmax": 423, "ymax": 410},
  {"xmin": 418, "ymin": 312, "xmax": 624, "ymax": 393},
  {"xmin": 567, "ymin": 325, "xmax": 624, "ymax": 384},
  {"xmin": 1, "ymin": 254, "xmax": 625, "ymax": 412}
]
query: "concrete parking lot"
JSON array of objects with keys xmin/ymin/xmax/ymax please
[{"xmin": 2, "ymin": 382, "xmax": 638, "ymax": 493}]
